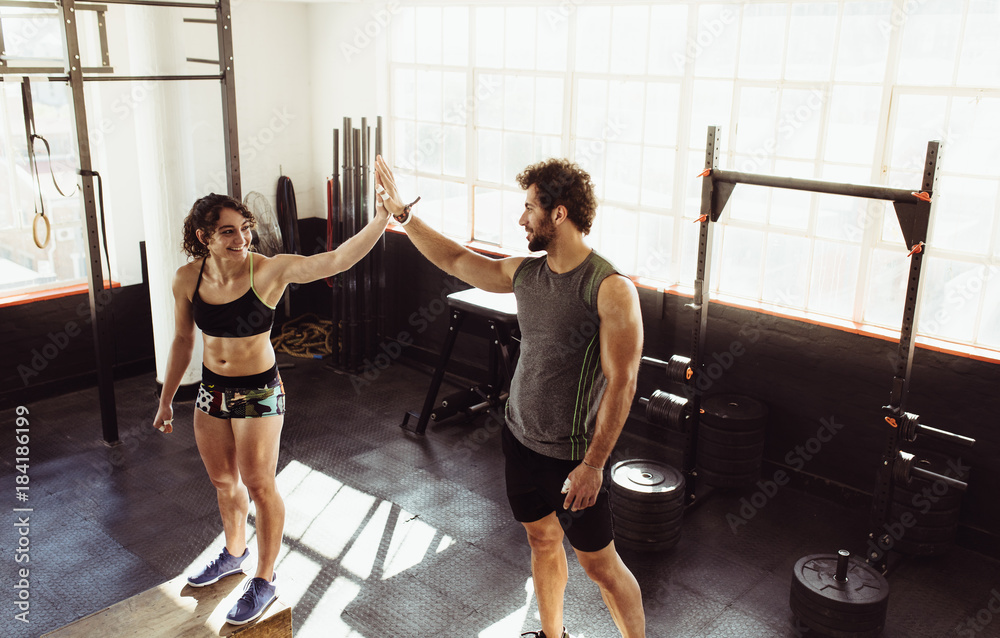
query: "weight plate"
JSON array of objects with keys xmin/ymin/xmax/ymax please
[
  {"xmin": 891, "ymin": 537, "xmax": 953, "ymax": 556},
  {"xmin": 611, "ymin": 499, "xmax": 684, "ymax": 524},
  {"xmin": 892, "ymin": 484, "xmax": 964, "ymax": 511},
  {"xmin": 696, "ymin": 466, "xmax": 760, "ymax": 489},
  {"xmin": 610, "ymin": 478, "xmax": 686, "ymax": 503},
  {"xmin": 615, "ymin": 524, "xmax": 682, "ymax": 546},
  {"xmin": 610, "ymin": 487, "xmax": 685, "ymax": 509},
  {"xmin": 696, "ymin": 437, "xmax": 765, "ymax": 461},
  {"xmin": 791, "ymin": 554, "xmax": 889, "ymax": 613},
  {"xmin": 904, "ymin": 450, "xmax": 971, "ymax": 481},
  {"xmin": 615, "ymin": 535, "xmax": 680, "ymax": 553},
  {"xmin": 792, "ymin": 616, "xmax": 884, "ymax": 638},
  {"xmin": 790, "ymin": 592, "xmax": 886, "ymax": 633},
  {"xmin": 609, "ymin": 486, "xmax": 685, "ymax": 507},
  {"xmin": 613, "ymin": 512, "xmax": 683, "ymax": 536},
  {"xmin": 700, "ymin": 393, "xmax": 769, "ymax": 431},
  {"xmin": 610, "ymin": 493, "xmax": 685, "ymax": 520},
  {"xmin": 791, "ymin": 581, "xmax": 889, "ymax": 620},
  {"xmin": 791, "ymin": 599, "xmax": 885, "ymax": 638},
  {"xmin": 696, "ymin": 451, "xmax": 762, "ymax": 475},
  {"xmin": 610, "ymin": 459, "xmax": 685, "ymax": 498},
  {"xmin": 892, "ymin": 523, "xmax": 958, "ymax": 543},
  {"xmin": 889, "ymin": 503, "xmax": 961, "ymax": 528},
  {"xmin": 644, "ymin": 390, "xmax": 688, "ymax": 429},
  {"xmin": 698, "ymin": 423, "xmax": 766, "ymax": 446}
]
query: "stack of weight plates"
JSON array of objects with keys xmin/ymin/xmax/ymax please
[
  {"xmin": 697, "ymin": 393, "xmax": 768, "ymax": 488},
  {"xmin": 610, "ymin": 459, "xmax": 685, "ymax": 552},
  {"xmin": 890, "ymin": 451, "xmax": 966, "ymax": 556},
  {"xmin": 790, "ymin": 552, "xmax": 889, "ymax": 638}
]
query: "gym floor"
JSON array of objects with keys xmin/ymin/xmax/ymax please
[{"xmin": 2, "ymin": 354, "xmax": 997, "ymax": 638}]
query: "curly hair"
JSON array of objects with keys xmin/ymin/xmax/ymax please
[
  {"xmin": 181, "ymin": 193, "xmax": 255, "ymax": 259},
  {"xmin": 515, "ymin": 158, "xmax": 598, "ymax": 235}
]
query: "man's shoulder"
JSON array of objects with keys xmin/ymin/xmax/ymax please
[
  {"xmin": 597, "ymin": 272, "xmax": 639, "ymax": 313},
  {"xmin": 512, "ymin": 254, "xmax": 544, "ymax": 286},
  {"xmin": 587, "ymin": 249, "xmax": 620, "ymax": 276}
]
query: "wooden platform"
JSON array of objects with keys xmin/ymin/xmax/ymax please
[{"xmin": 42, "ymin": 573, "xmax": 292, "ymax": 637}]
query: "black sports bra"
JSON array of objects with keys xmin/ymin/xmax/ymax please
[{"xmin": 192, "ymin": 254, "xmax": 276, "ymax": 338}]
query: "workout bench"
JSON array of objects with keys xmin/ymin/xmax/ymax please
[{"xmin": 401, "ymin": 288, "xmax": 519, "ymax": 435}]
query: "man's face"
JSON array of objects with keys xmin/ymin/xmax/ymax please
[{"xmin": 520, "ymin": 184, "xmax": 557, "ymax": 252}]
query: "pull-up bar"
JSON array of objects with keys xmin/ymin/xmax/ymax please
[
  {"xmin": 707, "ymin": 168, "xmax": 921, "ymax": 204},
  {"xmin": 687, "ymin": 125, "xmax": 962, "ymax": 573}
]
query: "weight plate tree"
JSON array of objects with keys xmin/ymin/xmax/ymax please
[
  {"xmin": 610, "ymin": 459, "xmax": 685, "ymax": 552},
  {"xmin": 696, "ymin": 393, "xmax": 768, "ymax": 488}
]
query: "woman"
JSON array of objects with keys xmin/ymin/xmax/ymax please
[{"xmin": 153, "ymin": 192, "xmax": 389, "ymax": 625}]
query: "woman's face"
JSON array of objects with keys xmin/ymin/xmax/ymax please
[{"xmin": 201, "ymin": 207, "xmax": 253, "ymax": 260}]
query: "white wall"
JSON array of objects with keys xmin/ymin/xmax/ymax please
[
  {"xmin": 307, "ymin": 1, "xmax": 389, "ymax": 219},
  {"xmin": 230, "ymin": 1, "xmax": 316, "ymax": 217}
]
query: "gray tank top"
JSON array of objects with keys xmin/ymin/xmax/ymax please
[{"xmin": 506, "ymin": 250, "xmax": 618, "ymax": 460}]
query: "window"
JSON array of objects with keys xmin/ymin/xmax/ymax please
[
  {"xmin": 0, "ymin": 5, "xmax": 98, "ymax": 296},
  {"xmin": 388, "ymin": 1, "xmax": 1000, "ymax": 354}
]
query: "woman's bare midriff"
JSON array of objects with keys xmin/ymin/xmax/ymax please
[{"xmin": 202, "ymin": 332, "xmax": 276, "ymax": 377}]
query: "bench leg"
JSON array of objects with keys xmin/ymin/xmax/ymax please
[{"xmin": 401, "ymin": 308, "xmax": 466, "ymax": 434}]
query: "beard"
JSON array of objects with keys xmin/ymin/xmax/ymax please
[{"xmin": 527, "ymin": 215, "xmax": 556, "ymax": 252}]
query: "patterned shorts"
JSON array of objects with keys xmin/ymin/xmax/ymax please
[{"xmin": 196, "ymin": 364, "xmax": 285, "ymax": 420}]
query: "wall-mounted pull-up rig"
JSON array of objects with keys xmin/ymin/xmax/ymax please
[
  {"xmin": 639, "ymin": 126, "xmax": 975, "ymax": 574},
  {"xmin": 1, "ymin": 0, "xmax": 242, "ymax": 444}
]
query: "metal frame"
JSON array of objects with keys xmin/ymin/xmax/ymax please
[
  {"xmin": 1, "ymin": 0, "xmax": 241, "ymax": 443},
  {"xmin": 0, "ymin": 1, "xmax": 112, "ymax": 74},
  {"xmin": 695, "ymin": 125, "xmax": 975, "ymax": 573}
]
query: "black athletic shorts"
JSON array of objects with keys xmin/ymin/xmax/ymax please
[{"xmin": 501, "ymin": 423, "xmax": 614, "ymax": 552}]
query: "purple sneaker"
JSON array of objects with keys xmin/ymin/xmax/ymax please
[
  {"xmin": 226, "ymin": 574, "xmax": 277, "ymax": 625},
  {"xmin": 186, "ymin": 547, "xmax": 249, "ymax": 587}
]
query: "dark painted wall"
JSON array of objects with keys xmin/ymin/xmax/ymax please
[
  {"xmin": 0, "ymin": 284, "xmax": 155, "ymax": 410},
  {"xmin": 379, "ymin": 231, "xmax": 1000, "ymax": 548}
]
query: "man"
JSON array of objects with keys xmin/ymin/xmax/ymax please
[{"xmin": 374, "ymin": 155, "xmax": 645, "ymax": 638}]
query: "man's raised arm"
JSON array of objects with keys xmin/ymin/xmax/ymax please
[{"xmin": 374, "ymin": 155, "xmax": 522, "ymax": 293}]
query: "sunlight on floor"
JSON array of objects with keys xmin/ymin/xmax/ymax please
[
  {"xmin": 183, "ymin": 459, "xmax": 521, "ymax": 637},
  {"xmin": 478, "ymin": 576, "xmax": 534, "ymax": 638}
]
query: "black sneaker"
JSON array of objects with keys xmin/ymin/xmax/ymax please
[{"xmin": 521, "ymin": 628, "xmax": 570, "ymax": 638}]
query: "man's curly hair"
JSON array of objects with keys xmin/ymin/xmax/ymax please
[
  {"xmin": 516, "ymin": 159, "xmax": 598, "ymax": 235},
  {"xmin": 181, "ymin": 193, "xmax": 255, "ymax": 259}
]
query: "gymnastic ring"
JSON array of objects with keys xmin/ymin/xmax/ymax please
[{"xmin": 32, "ymin": 213, "xmax": 51, "ymax": 249}]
